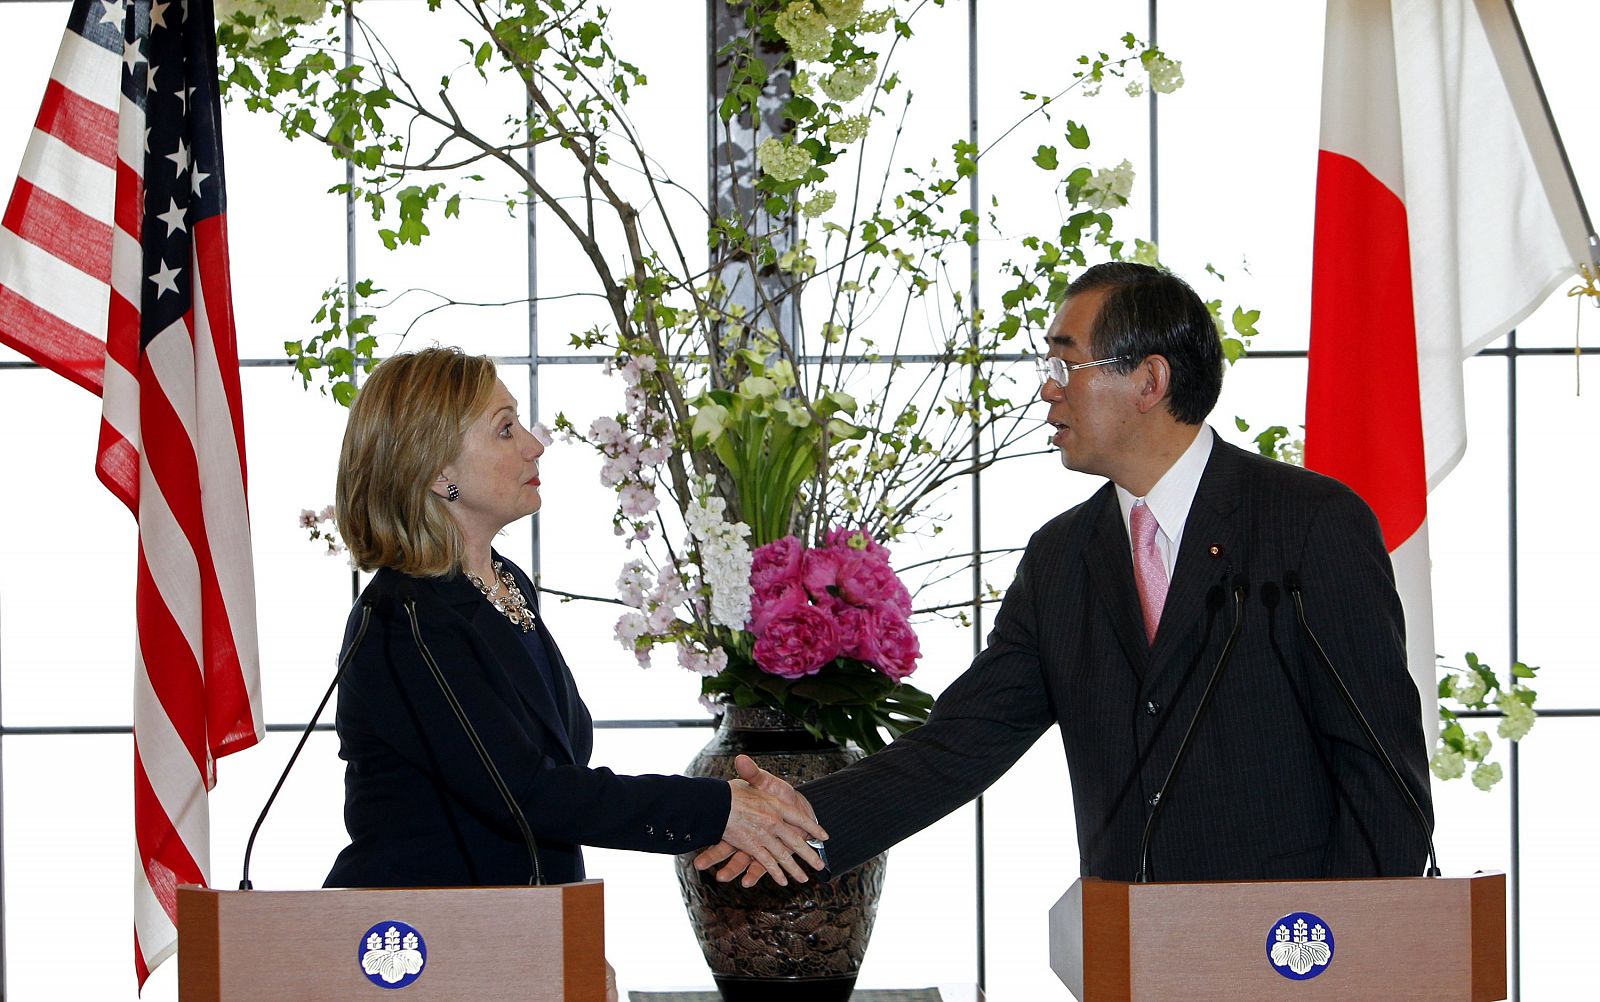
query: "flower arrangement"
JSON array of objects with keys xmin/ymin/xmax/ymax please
[{"xmin": 217, "ymin": 1, "xmax": 1221, "ymax": 749}]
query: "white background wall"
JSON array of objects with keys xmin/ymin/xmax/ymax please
[{"xmin": 0, "ymin": 1, "xmax": 1596, "ymax": 999}]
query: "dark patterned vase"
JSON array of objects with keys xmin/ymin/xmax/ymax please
[{"xmin": 675, "ymin": 704, "xmax": 887, "ymax": 1002}]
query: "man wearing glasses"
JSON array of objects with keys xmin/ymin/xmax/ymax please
[{"xmin": 698, "ymin": 261, "xmax": 1434, "ymax": 887}]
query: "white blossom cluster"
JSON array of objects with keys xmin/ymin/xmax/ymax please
[
  {"xmin": 825, "ymin": 115, "xmax": 870, "ymax": 145},
  {"xmin": 1143, "ymin": 52, "xmax": 1184, "ymax": 94},
  {"xmin": 820, "ymin": 58, "xmax": 877, "ymax": 102},
  {"xmin": 801, "ymin": 190, "xmax": 838, "ymax": 218},
  {"xmin": 1497, "ymin": 692, "xmax": 1535, "ymax": 740},
  {"xmin": 685, "ymin": 487, "xmax": 753, "ymax": 631},
  {"xmin": 569, "ymin": 355, "xmax": 673, "ymax": 544},
  {"xmin": 757, "ymin": 138, "xmax": 815, "ymax": 183},
  {"xmin": 613, "ymin": 559, "xmax": 693, "ymax": 667},
  {"xmin": 1081, "ymin": 159, "xmax": 1136, "ymax": 210}
]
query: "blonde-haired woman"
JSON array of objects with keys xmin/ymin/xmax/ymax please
[{"xmin": 325, "ymin": 348, "xmax": 824, "ymax": 900}]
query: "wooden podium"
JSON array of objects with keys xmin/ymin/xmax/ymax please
[
  {"xmin": 177, "ymin": 881, "xmax": 606, "ymax": 1001},
  {"xmin": 1049, "ymin": 873, "xmax": 1505, "ymax": 1001}
]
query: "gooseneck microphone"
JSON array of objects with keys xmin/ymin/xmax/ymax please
[
  {"xmin": 1137, "ymin": 575, "xmax": 1249, "ymax": 883},
  {"xmin": 1283, "ymin": 571, "xmax": 1440, "ymax": 878},
  {"xmin": 240, "ymin": 601, "xmax": 375, "ymax": 890},
  {"xmin": 401, "ymin": 595, "xmax": 545, "ymax": 886}
]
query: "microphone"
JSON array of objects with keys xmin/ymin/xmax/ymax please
[
  {"xmin": 1136, "ymin": 574, "xmax": 1248, "ymax": 883},
  {"xmin": 400, "ymin": 591, "xmax": 545, "ymax": 886},
  {"xmin": 1282, "ymin": 571, "xmax": 1440, "ymax": 877},
  {"xmin": 240, "ymin": 600, "xmax": 376, "ymax": 890}
]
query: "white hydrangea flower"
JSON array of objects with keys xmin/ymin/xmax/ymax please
[
  {"xmin": 792, "ymin": 69, "xmax": 816, "ymax": 97},
  {"xmin": 801, "ymin": 189, "xmax": 837, "ymax": 218},
  {"xmin": 1081, "ymin": 158, "xmax": 1135, "ymax": 210},
  {"xmin": 1496, "ymin": 694, "xmax": 1536, "ymax": 741},
  {"xmin": 825, "ymin": 114, "xmax": 870, "ymax": 144},
  {"xmin": 773, "ymin": 1, "xmax": 832, "ymax": 61},
  {"xmin": 1471, "ymin": 761, "xmax": 1504, "ymax": 791},
  {"xmin": 854, "ymin": 7, "xmax": 895, "ymax": 34},
  {"xmin": 1452, "ymin": 671, "xmax": 1488, "ymax": 705},
  {"xmin": 1429, "ymin": 747, "xmax": 1465, "ymax": 781},
  {"xmin": 1468, "ymin": 730, "xmax": 1493, "ymax": 760},
  {"xmin": 1125, "ymin": 79, "xmax": 1145, "ymax": 98},
  {"xmin": 819, "ymin": 58, "xmax": 877, "ymax": 102},
  {"xmin": 757, "ymin": 137, "xmax": 814, "ymax": 182},
  {"xmin": 817, "ymin": 0, "xmax": 863, "ymax": 27},
  {"xmin": 1144, "ymin": 53, "xmax": 1185, "ymax": 94}
]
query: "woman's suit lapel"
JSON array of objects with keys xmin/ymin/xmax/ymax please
[{"xmin": 429, "ymin": 570, "xmax": 577, "ymax": 762}]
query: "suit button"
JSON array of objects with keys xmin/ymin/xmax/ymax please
[
  {"xmin": 1145, "ymin": 700, "xmax": 1160, "ymax": 716},
  {"xmin": 1148, "ymin": 792, "xmax": 1161, "ymax": 808}
]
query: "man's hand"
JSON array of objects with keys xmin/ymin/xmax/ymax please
[{"xmin": 698, "ymin": 755, "xmax": 823, "ymax": 888}]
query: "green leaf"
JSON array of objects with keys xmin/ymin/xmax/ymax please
[
  {"xmin": 1065, "ymin": 120, "xmax": 1090, "ymax": 149},
  {"xmin": 1032, "ymin": 145, "xmax": 1059, "ymax": 171}
]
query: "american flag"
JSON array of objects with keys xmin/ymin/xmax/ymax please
[{"xmin": 0, "ymin": 0, "xmax": 263, "ymax": 987}]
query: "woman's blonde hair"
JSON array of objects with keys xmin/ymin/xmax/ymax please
[{"xmin": 336, "ymin": 347, "xmax": 497, "ymax": 576}]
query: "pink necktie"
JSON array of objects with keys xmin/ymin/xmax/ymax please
[{"xmin": 1131, "ymin": 502, "xmax": 1168, "ymax": 644}]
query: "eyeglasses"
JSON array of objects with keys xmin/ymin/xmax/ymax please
[{"xmin": 1031, "ymin": 353, "xmax": 1131, "ymax": 388}]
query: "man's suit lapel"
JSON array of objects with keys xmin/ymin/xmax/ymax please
[
  {"xmin": 1082, "ymin": 485, "xmax": 1150, "ymax": 678},
  {"xmin": 434, "ymin": 572, "xmax": 577, "ymax": 761},
  {"xmin": 1146, "ymin": 439, "xmax": 1243, "ymax": 682}
]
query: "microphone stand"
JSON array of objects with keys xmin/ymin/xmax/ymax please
[
  {"xmin": 1284, "ymin": 572, "xmax": 1440, "ymax": 877},
  {"xmin": 240, "ymin": 602, "xmax": 374, "ymax": 890},
  {"xmin": 1136, "ymin": 578, "xmax": 1248, "ymax": 883}
]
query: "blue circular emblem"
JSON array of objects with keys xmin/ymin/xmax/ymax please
[
  {"xmin": 1266, "ymin": 911, "xmax": 1335, "ymax": 980},
  {"xmin": 358, "ymin": 920, "xmax": 427, "ymax": 989}
]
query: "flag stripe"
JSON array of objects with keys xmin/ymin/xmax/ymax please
[
  {"xmin": 2, "ymin": 179, "xmax": 114, "ymax": 280},
  {"xmin": 50, "ymin": 27, "xmax": 122, "ymax": 108},
  {"xmin": 0, "ymin": 225, "xmax": 113, "ymax": 339},
  {"xmin": 0, "ymin": 286, "xmax": 106, "ymax": 394},
  {"xmin": 15, "ymin": 127, "xmax": 116, "ymax": 234},
  {"xmin": 1306, "ymin": 149, "xmax": 1427, "ymax": 549},
  {"xmin": 36, "ymin": 78, "xmax": 119, "ymax": 168}
]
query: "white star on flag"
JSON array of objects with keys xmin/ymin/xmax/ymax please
[
  {"xmin": 145, "ymin": 61, "xmax": 159, "ymax": 92},
  {"xmin": 150, "ymin": 0, "xmax": 170, "ymax": 29},
  {"xmin": 98, "ymin": 0, "xmax": 121, "ymax": 28},
  {"xmin": 175, "ymin": 85, "xmax": 190, "ymax": 113},
  {"xmin": 191, "ymin": 167, "xmax": 210, "ymax": 195},
  {"xmin": 122, "ymin": 37, "xmax": 142, "ymax": 73},
  {"xmin": 148, "ymin": 259, "xmax": 181, "ymax": 297},
  {"xmin": 156, "ymin": 197, "xmax": 187, "ymax": 235},
  {"xmin": 166, "ymin": 138, "xmax": 189, "ymax": 174}
]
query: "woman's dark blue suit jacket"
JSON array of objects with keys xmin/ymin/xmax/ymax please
[{"xmin": 324, "ymin": 555, "xmax": 729, "ymax": 888}]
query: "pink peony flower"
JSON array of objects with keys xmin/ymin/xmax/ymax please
[
  {"xmin": 752, "ymin": 606, "xmax": 842, "ymax": 679},
  {"xmin": 751, "ymin": 536, "xmax": 805, "ymax": 591},
  {"xmin": 840, "ymin": 606, "xmax": 921, "ymax": 680},
  {"xmin": 750, "ymin": 580, "xmax": 810, "ymax": 634},
  {"xmin": 800, "ymin": 547, "xmax": 844, "ymax": 602},
  {"xmin": 833, "ymin": 551, "xmax": 913, "ymax": 614},
  {"xmin": 869, "ymin": 608, "xmax": 921, "ymax": 680}
]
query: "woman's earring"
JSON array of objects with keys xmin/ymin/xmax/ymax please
[{"xmin": 445, "ymin": 483, "xmax": 460, "ymax": 503}]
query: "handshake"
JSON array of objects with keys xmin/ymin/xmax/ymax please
[{"xmin": 701, "ymin": 754, "xmax": 828, "ymax": 888}]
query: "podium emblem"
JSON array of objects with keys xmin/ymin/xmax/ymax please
[
  {"xmin": 359, "ymin": 920, "xmax": 428, "ymax": 989},
  {"xmin": 1267, "ymin": 912, "xmax": 1334, "ymax": 980}
]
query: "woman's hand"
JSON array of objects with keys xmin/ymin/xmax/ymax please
[
  {"xmin": 714, "ymin": 754, "xmax": 828, "ymax": 887},
  {"xmin": 702, "ymin": 754, "xmax": 826, "ymax": 887}
]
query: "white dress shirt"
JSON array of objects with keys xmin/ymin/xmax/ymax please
[{"xmin": 1114, "ymin": 425, "xmax": 1215, "ymax": 580}]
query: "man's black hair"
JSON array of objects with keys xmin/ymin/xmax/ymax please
[{"xmin": 1065, "ymin": 262, "xmax": 1224, "ymax": 425}]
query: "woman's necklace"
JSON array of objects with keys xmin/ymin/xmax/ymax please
[{"xmin": 465, "ymin": 560, "xmax": 537, "ymax": 633}]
